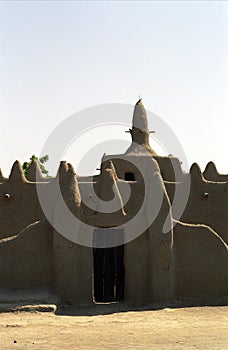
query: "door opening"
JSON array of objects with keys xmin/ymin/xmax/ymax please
[{"xmin": 93, "ymin": 228, "xmax": 125, "ymax": 303}]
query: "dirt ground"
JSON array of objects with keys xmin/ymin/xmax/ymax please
[{"xmin": 0, "ymin": 306, "xmax": 227, "ymax": 350}]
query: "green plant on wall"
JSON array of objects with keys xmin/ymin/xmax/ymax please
[{"xmin": 22, "ymin": 155, "xmax": 49, "ymax": 177}]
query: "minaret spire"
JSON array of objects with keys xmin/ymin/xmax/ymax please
[
  {"xmin": 125, "ymin": 99, "xmax": 157, "ymax": 155},
  {"xmin": 132, "ymin": 98, "xmax": 150, "ymax": 137}
]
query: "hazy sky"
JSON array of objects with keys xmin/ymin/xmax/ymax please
[{"xmin": 0, "ymin": 1, "xmax": 228, "ymax": 176}]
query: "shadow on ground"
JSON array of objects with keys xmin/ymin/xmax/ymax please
[{"xmin": 55, "ymin": 298, "xmax": 228, "ymax": 316}]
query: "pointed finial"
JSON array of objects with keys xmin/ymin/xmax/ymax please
[
  {"xmin": 9, "ymin": 160, "xmax": 27, "ymax": 183},
  {"xmin": 0, "ymin": 168, "xmax": 5, "ymax": 182},
  {"xmin": 57, "ymin": 161, "xmax": 81, "ymax": 207},
  {"xmin": 65, "ymin": 162, "xmax": 81, "ymax": 206},
  {"xmin": 57, "ymin": 161, "xmax": 69, "ymax": 183},
  {"xmin": 136, "ymin": 95, "xmax": 142, "ymax": 105},
  {"xmin": 132, "ymin": 97, "xmax": 149, "ymax": 132},
  {"xmin": 190, "ymin": 163, "xmax": 203, "ymax": 182},
  {"xmin": 204, "ymin": 161, "xmax": 218, "ymax": 174},
  {"xmin": 26, "ymin": 159, "xmax": 43, "ymax": 182}
]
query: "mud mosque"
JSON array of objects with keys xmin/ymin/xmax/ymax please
[{"xmin": 0, "ymin": 99, "xmax": 227, "ymax": 307}]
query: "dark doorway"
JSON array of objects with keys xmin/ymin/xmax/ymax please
[
  {"xmin": 125, "ymin": 172, "xmax": 135, "ymax": 181},
  {"xmin": 93, "ymin": 228, "xmax": 125, "ymax": 303}
]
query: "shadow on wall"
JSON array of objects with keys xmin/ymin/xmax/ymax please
[
  {"xmin": 0, "ymin": 221, "xmax": 52, "ymax": 289},
  {"xmin": 173, "ymin": 220, "xmax": 228, "ymax": 301}
]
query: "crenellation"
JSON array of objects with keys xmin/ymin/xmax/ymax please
[
  {"xmin": 9, "ymin": 160, "xmax": 28, "ymax": 183},
  {"xmin": 0, "ymin": 168, "xmax": 7, "ymax": 183},
  {"xmin": 189, "ymin": 162, "xmax": 204, "ymax": 182},
  {"xmin": 26, "ymin": 159, "xmax": 45, "ymax": 182},
  {"xmin": 203, "ymin": 161, "xmax": 228, "ymax": 182}
]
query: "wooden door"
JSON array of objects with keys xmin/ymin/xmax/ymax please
[{"xmin": 93, "ymin": 228, "xmax": 124, "ymax": 302}]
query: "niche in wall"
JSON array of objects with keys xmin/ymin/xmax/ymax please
[{"xmin": 124, "ymin": 172, "xmax": 135, "ymax": 181}]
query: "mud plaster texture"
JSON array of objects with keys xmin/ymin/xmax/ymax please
[{"xmin": 0, "ymin": 99, "xmax": 227, "ymax": 308}]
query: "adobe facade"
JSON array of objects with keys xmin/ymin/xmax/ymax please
[{"xmin": 0, "ymin": 99, "xmax": 227, "ymax": 307}]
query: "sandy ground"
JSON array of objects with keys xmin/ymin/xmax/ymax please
[{"xmin": 0, "ymin": 306, "xmax": 227, "ymax": 350}]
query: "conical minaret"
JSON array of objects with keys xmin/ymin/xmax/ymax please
[{"xmin": 126, "ymin": 99, "xmax": 157, "ymax": 155}]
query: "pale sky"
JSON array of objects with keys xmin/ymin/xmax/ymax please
[{"xmin": 0, "ymin": 1, "xmax": 228, "ymax": 176}]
